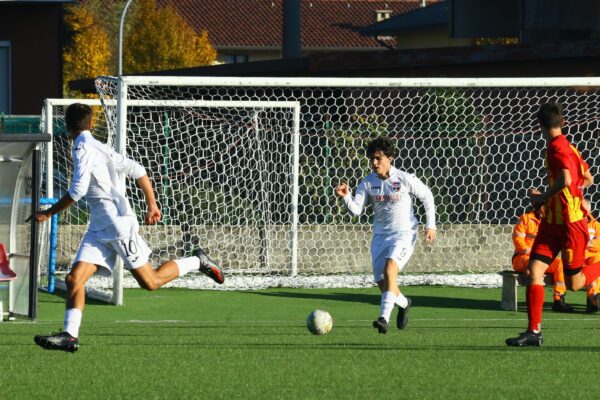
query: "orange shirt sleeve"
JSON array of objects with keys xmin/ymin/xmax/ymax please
[
  {"xmin": 512, "ymin": 214, "xmax": 531, "ymax": 255},
  {"xmin": 588, "ymin": 218, "xmax": 600, "ymax": 256}
]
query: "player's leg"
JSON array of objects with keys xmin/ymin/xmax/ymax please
[
  {"xmin": 34, "ymin": 230, "xmax": 109, "ymax": 352},
  {"xmin": 113, "ymin": 232, "xmax": 224, "ymax": 290},
  {"xmin": 505, "ymin": 257, "xmax": 547, "ymax": 346},
  {"xmin": 372, "ymin": 232, "xmax": 415, "ymax": 334},
  {"xmin": 33, "ymin": 261, "xmax": 97, "ymax": 353},
  {"xmin": 383, "ymin": 258, "xmax": 412, "ymax": 329},
  {"xmin": 506, "ymin": 220, "xmax": 562, "ymax": 346},
  {"xmin": 65, "ymin": 261, "xmax": 98, "ymax": 315},
  {"xmin": 372, "ymin": 260, "xmax": 401, "ymax": 334},
  {"xmin": 130, "ymin": 261, "xmax": 178, "ymax": 290},
  {"xmin": 371, "ymin": 235, "xmax": 389, "ymax": 333},
  {"xmin": 547, "ymin": 258, "xmax": 572, "ymax": 313},
  {"xmin": 388, "ymin": 233, "xmax": 415, "ymax": 329}
]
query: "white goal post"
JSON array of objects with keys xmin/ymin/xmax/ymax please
[{"xmin": 41, "ymin": 77, "xmax": 600, "ymax": 301}]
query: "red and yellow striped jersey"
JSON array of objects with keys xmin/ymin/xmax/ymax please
[{"xmin": 544, "ymin": 135, "xmax": 589, "ymax": 225}]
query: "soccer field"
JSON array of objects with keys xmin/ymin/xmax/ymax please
[{"xmin": 3, "ymin": 286, "xmax": 600, "ymax": 399}]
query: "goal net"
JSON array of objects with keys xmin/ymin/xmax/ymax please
[{"xmin": 44, "ymin": 77, "xmax": 600, "ymax": 299}]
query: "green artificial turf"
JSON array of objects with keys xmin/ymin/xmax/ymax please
[{"xmin": 2, "ymin": 286, "xmax": 599, "ymax": 399}]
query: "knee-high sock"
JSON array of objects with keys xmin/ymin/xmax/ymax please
[
  {"xmin": 395, "ymin": 292, "xmax": 408, "ymax": 308},
  {"xmin": 526, "ymin": 284, "xmax": 544, "ymax": 333},
  {"xmin": 380, "ymin": 291, "xmax": 397, "ymax": 322},
  {"xmin": 64, "ymin": 308, "xmax": 82, "ymax": 338},
  {"xmin": 175, "ymin": 257, "xmax": 200, "ymax": 277}
]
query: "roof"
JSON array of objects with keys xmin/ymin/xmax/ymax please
[
  {"xmin": 70, "ymin": 40, "xmax": 600, "ymax": 93},
  {"xmin": 161, "ymin": 0, "xmax": 440, "ymax": 50},
  {"xmin": 360, "ymin": 0, "xmax": 447, "ymax": 36},
  {"xmin": 0, "ymin": 0, "xmax": 75, "ymax": 3}
]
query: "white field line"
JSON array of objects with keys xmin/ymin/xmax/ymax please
[{"xmin": 15, "ymin": 317, "xmax": 600, "ymax": 324}]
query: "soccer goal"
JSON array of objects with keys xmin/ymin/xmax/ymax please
[
  {"xmin": 43, "ymin": 77, "xmax": 600, "ymax": 301},
  {"xmin": 41, "ymin": 96, "xmax": 302, "ymax": 303}
]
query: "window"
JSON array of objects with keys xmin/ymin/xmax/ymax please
[
  {"xmin": 0, "ymin": 42, "xmax": 9, "ymax": 114},
  {"xmin": 375, "ymin": 10, "xmax": 392, "ymax": 22},
  {"xmin": 225, "ymin": 54, "xmax": 249, "ymax": 64}
]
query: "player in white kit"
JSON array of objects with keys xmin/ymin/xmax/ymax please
[
  {"xmin": 32, "ymin": 103, "xmax": 224, "ymax": 352},
  {"xmin": 336, "ymin": 137, "xmax": 436, "ymax": 334}
]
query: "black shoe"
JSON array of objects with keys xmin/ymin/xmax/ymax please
[
  {"xmin": 192, "ymin": 248, "xmax": 224, "ymax": 284},
  {"xmin": 551, "ymin": 297, "xmax": 574, "ymax": 313},
  {"xmin": 34, "ymin": 330, "xmax": 79, "ymax": 353},
  {"xmin": 505, "ymin": 331, "xmax": 543, "ymax": 347},
  {"xmin": 372, "ymin": 317, "xmax": 388, "ymax": 334},
  {"xmin": 586, "ymin": 294, "xmax": 600, "ymax": 313},
  {"xmin": 396, "ymin": 297, "xmax": 412, "ymax": 329}
]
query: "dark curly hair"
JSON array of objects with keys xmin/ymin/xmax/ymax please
[{"xmin": 366, "ymin": 137, "xmax": 396, "ymax": 158}]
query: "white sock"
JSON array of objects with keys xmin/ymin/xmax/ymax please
[
  {"xmin": 64, "ymin": 308, "xmax": 82, "ymax": 338},
  {"xmin": 175, "ymin": 257, "xmax": 200, "ymax": 277},
  {"xmin": 380, "ymin": 291, "xmax": 397, "ymax": 323},
  {"xmin": 395, "ymin": 292, "xmax": 408, "ymax": 308}
]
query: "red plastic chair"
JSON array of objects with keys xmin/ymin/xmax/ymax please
[{"xmin": 0, "ymin": 243, "xmax": 16, "ymax": 281}]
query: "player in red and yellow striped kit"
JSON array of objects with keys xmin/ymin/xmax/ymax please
[
  {"xmin": 512, "ymin": 206, "xmax": 572, "ymax": 312},
  {"xmin": 506, "ymin": 102, "xmax": 600, "ymax": 347}
]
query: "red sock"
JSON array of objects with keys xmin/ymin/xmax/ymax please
[
  {"xmin": 526, "ymin": 285, "xmax": 544, "ymax": 333},
  {"xmin": 583, "ymin": 262, "xmax": 600, "ymax": 286}
]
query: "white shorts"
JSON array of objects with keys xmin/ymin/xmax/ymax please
[
  {"xmin": 370, "ymin": 231, "xmax": 417, "ymax": 282},
  {"xmin": 73, "ymin": 216, "xmax": 151, "ymax": 275}
]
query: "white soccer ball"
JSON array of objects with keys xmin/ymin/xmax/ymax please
[{"xmin": 306, "ymin": 309, "xmax": 333, "ymax": 335}]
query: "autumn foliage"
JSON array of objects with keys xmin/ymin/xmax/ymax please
[
  {"xmin": 125, "ymin": 0, "xmax": 216, "ymax": 74},
  {"xmin": 63, "ymin": 0, "xmax": 217, "ymax": 96},
  {"xmin": 63, "ymin": 3, "xmax": 111, "ymax": 97}
]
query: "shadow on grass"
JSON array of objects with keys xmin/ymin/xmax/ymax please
[
  {"xmin": 245, "ymin": 291, "xmax": 502, "ymax": 311},
  {"xmin": 59, "ymin": 340, "xmax": 600, "ymax": 353},
  {"xmin": 37, "ymin": 290, "xmax": 108, "ymax": 306}
]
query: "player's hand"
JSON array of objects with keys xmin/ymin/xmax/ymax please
[
  {"xmin": 26, "ymin": 211, "xmax": 51, "ymax": 223},
  {"xmin": 335, "ymin": 182, "xmax": 349, "ymax": 198},
  {"xmin": 528, "ymin": 188, "xmax": 545, "ymax": 206},
  {"xmin": 145, "ymin": 204, "xmax": 161, "ymax": 225},
  {"xmin": 424, "ymin": 228, "xmax": 436, "ymax": 245}
]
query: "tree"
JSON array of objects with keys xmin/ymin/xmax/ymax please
[
  {"xmin": 63, "ymin": 1, "xmax": 112, "ymax": 98},
  {"xmin": 124, "ymin": 0, "xmax": 217, "ymax": 74},
  {"xmin": 63, "ymin": 0, "xmax": 217, "ymax": 95}
]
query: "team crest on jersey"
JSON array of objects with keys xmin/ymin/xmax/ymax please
[{"xmin": 391, "ymin": 181, "xmax": 401, "ymax": 192}]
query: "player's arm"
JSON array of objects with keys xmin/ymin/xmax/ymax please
[
  {"xmin": 512, "ymin": 215, "xmax": 531, "ymax": 255},
  {"xmin": 336, "ymin": 180, "xmax": 368, "ymax": 216},
  {"xmin": 583, "ymin": 169, "xmax": 593, "ymax": 189},
  {"xmin": 109, "ymin": 149, "xmax": 159, "ymax": 224},
  {"xmin": 31, "ymin": 143, "xmax": 92, "ymax": 222},
  {"xmin": 30, "ymin": 192, "xmax": 76, "ymax": 223},
  {"xmin": 136, "ymin": 174, "xmax": 161, "ymax": 225},
  {"xmin": 406, "ymin": 174, "xmax": 437, "ymax": 244},
  {"xmin": 529, "ymin": 169, "xmax": 570, "ymax": 205}
]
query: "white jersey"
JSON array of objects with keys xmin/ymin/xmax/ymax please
[
  {"xmin": 342, "ymin": 166, "xmax": 436, "ymax": 235},
  {"xmin": 68, "ymin": 130, "xmax": 147, "ymax": 232}
]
